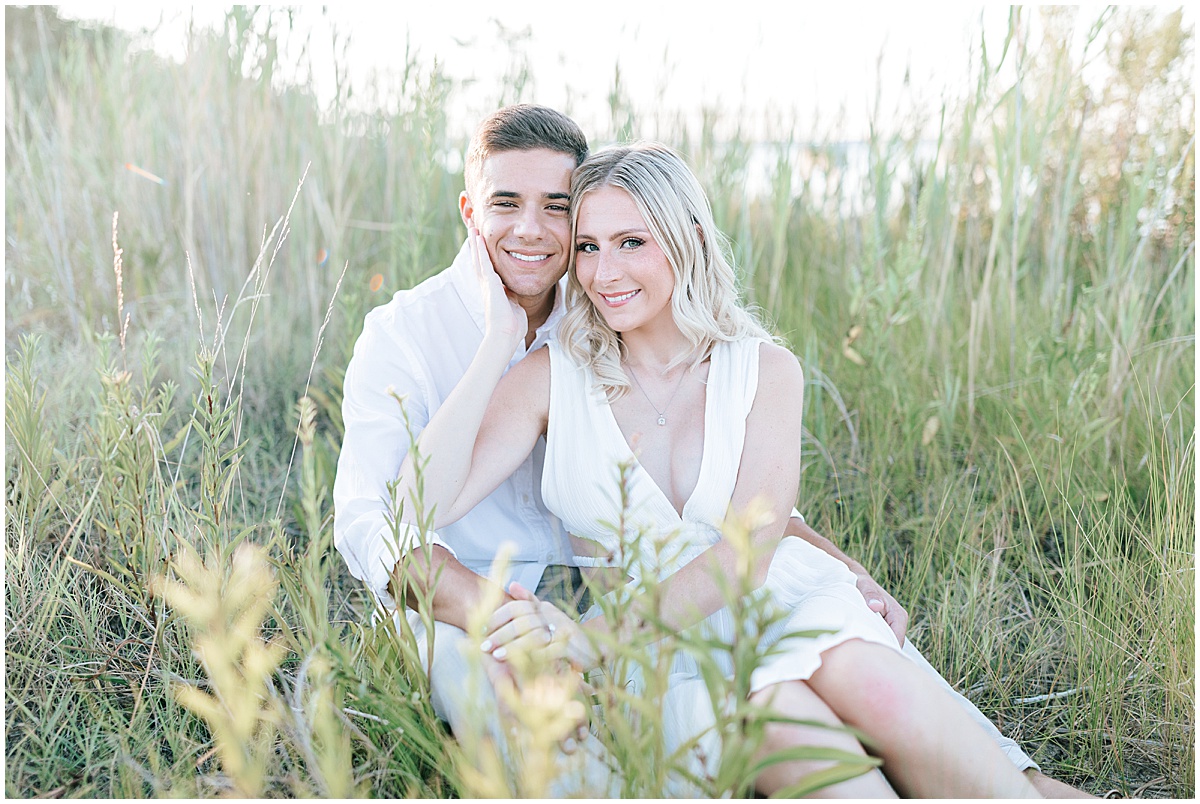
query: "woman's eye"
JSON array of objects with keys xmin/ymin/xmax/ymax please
[
  {"xmin": 621, "ymin": 238, "xmax": 644, "ymax": 249},
  {"xmin": 575, "ymin": 242, "xmax": 597, "ymax": 253}
]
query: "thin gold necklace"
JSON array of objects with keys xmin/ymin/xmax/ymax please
[{"xmin": 625, "ymin": 362, "xmax": 686, "ymax": 426}]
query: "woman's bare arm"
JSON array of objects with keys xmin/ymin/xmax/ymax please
[
  {"xmin": 393, "ymin": 229, "xmax": 550, "ymax": 529},
  {"xmin": 390, "ymin": 350, "xmax": 550, "ymax": 631},
  {"xmin": 396, "ymin": 345, "xmax": 550, "ymax": 528}
]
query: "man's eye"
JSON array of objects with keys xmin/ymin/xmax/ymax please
[
  {"xmin": 575, "ymin": 242, "xmax": 597, "ymax": 253},
  {"xmin": 547, "ymin": 204, "xmax": 569, "ymax": 213},
  {"xmin": 493, "ymin": 201, "xmax": 517, "ymax": 208},
  {"xmin": 621, "ymin": 238, "xmax": 644, "ymax": 249}
]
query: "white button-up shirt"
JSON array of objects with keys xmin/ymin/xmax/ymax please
[{"xmin": 334, "ymin": 240, "xmax": 574, "ymax": 609}]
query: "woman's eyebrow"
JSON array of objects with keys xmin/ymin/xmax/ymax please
[{"xmin": 574, "ymin": 228, "xmax": 647, "ymax": 242}]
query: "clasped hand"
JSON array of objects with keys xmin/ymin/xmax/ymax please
[{"xmin": 481, "ymin": 581, "xmax": 600, "ymax": 672}]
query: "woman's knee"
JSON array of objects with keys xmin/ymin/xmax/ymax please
[{"xmin": 810, "ymin": 639, "xmax": 922, "ymax": 728}]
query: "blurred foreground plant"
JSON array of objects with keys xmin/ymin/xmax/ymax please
[
  {"xmin": 392, "ymin": 456, "xmax": 875, "ymax": 798},
  {"xmin": 152, "ymin": 543, "xmax": 285, "ymax": 797}
]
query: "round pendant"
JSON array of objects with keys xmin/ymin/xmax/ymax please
[{"xmin": 657, "ymin": 416, "xmax": 666, "ymax": 426}]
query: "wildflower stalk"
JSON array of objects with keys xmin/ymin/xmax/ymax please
[{"xmin": 152, "ymin": 543, "xmax": 286, "ymax": 797}]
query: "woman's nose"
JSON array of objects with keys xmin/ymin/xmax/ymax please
[{"xmin": 594, "ymin": 249, "xmax": 621, "ymax": 283}]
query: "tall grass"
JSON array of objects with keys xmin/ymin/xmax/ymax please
[{"xmin": 5, "ymin": 5, "xmax": 1194, "ymax": 797}]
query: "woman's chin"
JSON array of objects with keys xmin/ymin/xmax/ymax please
[
  {"xmin": 603, "ymin": 316, "xmax": 636, "ymax": 334},
  {"xmin": 591, "ymin": 307, "xmax": 631, "ymax": 332}
]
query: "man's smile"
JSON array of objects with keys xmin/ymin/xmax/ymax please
[{"xmin": 507, "ymin": 250, "xmax": 551, "ymax": 263}]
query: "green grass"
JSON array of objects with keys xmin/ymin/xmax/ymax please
[{"xmin": 5, "ymin": 5, "xmax": 1194, "ymax": 797}]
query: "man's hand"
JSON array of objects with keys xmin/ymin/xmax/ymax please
[
  {"xmin": 784, "ymin": 516, "xmax": 909, "ymax": 645},
  {"xmin": 853, "ymin": 570, "xmax": 909, "ymax": 647},
  {"xmin": 392, "ymin": 545, "xmax": 513, "ymax": 631}
]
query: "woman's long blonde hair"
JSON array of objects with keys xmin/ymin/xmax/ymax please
[{"xmin": 560, "ymin": 142, "xmax": 772, "ymax": 400}]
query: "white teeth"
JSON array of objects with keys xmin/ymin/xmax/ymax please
[
  {"xmin": 604, "ymin": 290, "xmax": 638, "ymax": 303},
  {"xmin": 509, "ymin": 252, "xmax": 548, "ymax": 263}
]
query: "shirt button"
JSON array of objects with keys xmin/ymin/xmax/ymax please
[
  {"xmin": 522, "ymin": 494, "xmax": 531, "ymax": 503},
  {"xmin": 545, "ymin": 552, "xmax": 554, "ymax": 561}
]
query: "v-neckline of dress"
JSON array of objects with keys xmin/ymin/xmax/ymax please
[{"xmin": 600, "ymin": 346, "xmax": 718, "ymax": 522}]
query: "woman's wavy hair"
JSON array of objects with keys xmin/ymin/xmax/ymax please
[{"xmin": 560, "ymin": 142, "xmax": 772, "ymax": 400}]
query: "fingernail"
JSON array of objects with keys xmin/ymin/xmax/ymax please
[
  {"xmin": 563, "ymin": 737, "xmax": 578, "ymax": 753},
  {"xmin": 493, "ymin": 647, "xmax": 507, "ymax": 660},
  {"xmin": 480, "ymin": 640, "xmax": 493, "ymax": 652}
]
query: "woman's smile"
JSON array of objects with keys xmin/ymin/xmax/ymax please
[
  {"xmin": 598, "ymin": 289, "xmax": 641, "ymax": 306},
  {"xmin": 574, "ymin": 186, "xmax": 675, "ymax": 334}
]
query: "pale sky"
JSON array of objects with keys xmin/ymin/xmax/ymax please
[{"xmin": 54, "ymin": 2, "xmax": 1053, "ymax": 140}]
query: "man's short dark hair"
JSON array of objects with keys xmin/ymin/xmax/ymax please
[{"xmin": 464, "ymin": 104, "xmax": 589, "ymax": 194}]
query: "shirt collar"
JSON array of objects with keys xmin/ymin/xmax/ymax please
[{"xmin": 448, "ymin": 237, "xmax": 568, "ymax": 356}]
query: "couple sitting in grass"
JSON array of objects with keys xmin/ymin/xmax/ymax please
[{"xmin": 335, "ymin": 104, "xmax": 1090, "ymax": 797}]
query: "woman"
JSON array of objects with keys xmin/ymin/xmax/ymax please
[{"xmin": 395, "ymin": 142, "xmax": 1040, "ymax": 798}]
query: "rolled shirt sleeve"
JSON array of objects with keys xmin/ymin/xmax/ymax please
[{"xmin": 333, "ymin": 306, "xmax": 456, "ymax": 610}]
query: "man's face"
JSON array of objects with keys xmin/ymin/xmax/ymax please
[{"xmin": 459, "ymin": 148, "xmax": 576, "ymax": 307}]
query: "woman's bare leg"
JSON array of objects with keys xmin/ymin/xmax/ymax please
[
  {"xmin": 1027, "ymin": 769, "xmax": 1096, "ymax": 798},
  {"xmin": 749, "ymin": 680, "xmax": 897, "ymax": 798},
  {"xmin": 808, "ymin": 639, "xmax": 1041, "ymax": 799}
]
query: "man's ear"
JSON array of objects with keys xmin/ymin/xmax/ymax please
[{"xmin": 459, "ymin": 191, "xmax": 474, "ymax": 229}]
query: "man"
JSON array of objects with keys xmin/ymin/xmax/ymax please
[{"xmin": 334, "ymin": 103, "xmax": 1089, "ymax": 797}]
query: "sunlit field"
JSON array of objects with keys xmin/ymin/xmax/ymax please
[{"xmin": 5, "ymin": 6, "xmax": 1194, "ymax": 797}]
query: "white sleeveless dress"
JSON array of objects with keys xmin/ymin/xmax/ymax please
[{"xmin": 542, "ymin": 337, "xmax": 903, "ymax": 693}]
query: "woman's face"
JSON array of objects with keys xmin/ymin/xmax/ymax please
[{"xmin": 574, "ymin": 185, "xmax": 676, "ymax": 336}]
